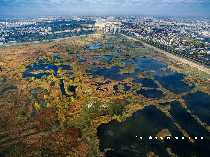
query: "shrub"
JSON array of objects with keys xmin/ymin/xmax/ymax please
[{"xmin": 118, "ymin": 62, "xmax": 125, "ymax": 68}]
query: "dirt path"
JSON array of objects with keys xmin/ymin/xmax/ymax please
[{"xmin": 120, "ymin": 34, "xmax": 210, "ymax": 75}]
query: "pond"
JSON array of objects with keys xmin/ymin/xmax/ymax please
[
  {"xmin": 59, "ymin": 79, "xmax": 77, "ymax": 96},
  {"xmin": 19, "ymin": 53, "xmax": 210, "ymax": 157},
  {"xmin": 134, "ymin": 78, "xmax": 158, "ymax": 88},
  {"xmin": 38, "ymin": 59, "xmax": 46, "ymax": 64},
  {"xmin": 136, "ymin": 89, "xmax": 165, "ymax": 98},
  {"xmin": 2, "ymin": 86, "xmax": 17, "ymax": 93},
  {"xmin": 149, "ymin": 68, "xmax": 194, "ymax": 94},
  {"xmin": 83, "ymin": 43, "xmax": 115, "ymax": 50},
  {"xmin": 29, "ymin": 87, "xmax": 48, "ymax": 100},
  {"xmin": 86, "ymin": 57, "xmax": 194, "ymax": 94},
  {"xmin": 29, "ymin": 87, "xmax": 48, "ymax": 119},
  {"xmin": 68, "ymin": 86, "xmax": 77, "ymax": 93},
  {"xmin": 104, "ymin": 43, "xmax": 114, "ymax": 46},
  {"xmin": 87, "ymin": 65, "xmax": 143, "ymax": 81},
  {"xmin": 21, "ymin": 53, "xmax": 27, "ymax": 55},
  {"xmin": 83, "ymin": 43, "xmax": 101, "ymax": 50},
  {"xmin": 169, "ymin": 101, "xmax": 210, "ymax": 140},
  {"xmin": 22, "ymin": 60, "xmax": 71, "ymax": 79},
  {"xmin": 97, "ymin": 105, "xmax": 210, "ymax": 157},
  {"xmin": 182, "ymin": 92, "xmax": 210, "ymax": 125},
  {"xmin": 124, "ymin": 84, "xmax": 131, "ymax": 92},
  {"xmin": 2, "ymin": 77, "xmax": 8, "ymax": 84},
  {"xmin": 133, "ymin": 58, "xmax": 194, "ymax": 94},
  {"xmin": 113, "ymin": 83, "xmax": 131, "ymax": 92},
  {"xmin": 90, "ymin": 55, "xmax": 114, "ymax": 65},
  {"xmin": 134, "ymin": 58, "xmax": 167, "ymax": 71},
  {"xmin": 60, "ymin": 79, "xmax": 66, "ymax": 95}
]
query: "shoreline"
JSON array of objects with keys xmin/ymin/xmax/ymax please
[{"xmin": 120, "ymin": 33, "xmax": 210, "ymax": 75}]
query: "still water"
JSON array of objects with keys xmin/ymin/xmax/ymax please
[
  {"xmin": 97, "ymin": 105, "xmax": 210, "ymax": 157},
  {"xmin": 182, "ymin": 92, "xmax": 210, "ymax": 125}
]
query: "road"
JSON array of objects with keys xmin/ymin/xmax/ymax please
[{"xmin": 120, "ymin": 34, "xmax": 210, "ymax": 75}]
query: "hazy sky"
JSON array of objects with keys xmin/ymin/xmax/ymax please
[{"xmin": 0, "ymin": 0, "xmax": 210, "ymax": 18}]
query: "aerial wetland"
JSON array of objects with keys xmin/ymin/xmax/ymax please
[{"xmin": 0, "ymin": 34, "xmax": 210, "ymax": 156}]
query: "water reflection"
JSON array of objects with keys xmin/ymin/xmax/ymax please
[
  {"xmin": 97, "ymin": 105, "xmax": 209, "ymax": 157},
  {"xmin": 134, "ymin": 78, "xmax": 158, "ymax": 88},
  {"xmin": 87, "ymin": 65, "xmax": 142, "ymax": 81},
  {"xmin": 83, "ymin": 43, "xmax": 101, "ymax": 50},
  {"xmin": 169, "ymin": 101, "xmax": 210, "ymax": 140},
  {"xmin": 87, "ymin": 57, "xmax": 194, "ymax": 94},
  {"xmin": 150, "ymin": 69, "xmax": 194, "ymax": 94},
  {"xmin": 134, "ymin": 58, "xmax": 167, "ymax": 71},
  {"xmin": 182, "ymin": 92, "xmax": 210, "ymax": 125},
  {"xmin": 22, "ymin": 61, "xmax": 71, "ymax": 79},
  {"xmin": 136, "ymin": 89, "xmax": 165, "ymax": 98}
]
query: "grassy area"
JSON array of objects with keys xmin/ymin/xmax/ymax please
[
  {"xmin": 0, "ymin": 45, "xmax": 11, "ymax": 49},
  {"xmin": 0, "ymin": 33, "xmax": 209, "ymax": 156}
]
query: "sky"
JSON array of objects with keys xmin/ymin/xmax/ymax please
[{"xmin": 0, "ymin": 0, "xmax": 210, "ymax": 18}]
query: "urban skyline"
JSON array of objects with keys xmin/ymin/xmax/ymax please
[{"xmin": 0, "ymin": 0, "xmax": 210, "ymax": 18}]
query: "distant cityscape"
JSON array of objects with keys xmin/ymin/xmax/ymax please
[{"xmin": 0, "ymin": 16, "xmax": 210, "ymax": 66}]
